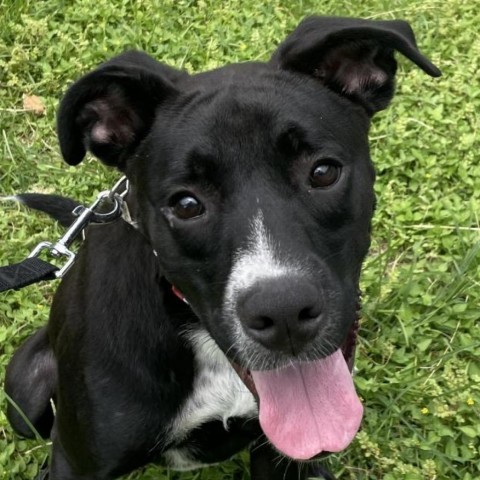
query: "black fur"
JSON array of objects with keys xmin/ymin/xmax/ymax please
[
  {"xmin": 5, "ymin": 16, "xmax": 440, "ymax": 480},
  {"xmin": 15, "ymin": 193, "xmax": 80, "ymax": 227}
]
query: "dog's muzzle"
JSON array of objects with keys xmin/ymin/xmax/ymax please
[{"xmin": 231, "ymin": 298, "xmax": 362, "ymax": 461}]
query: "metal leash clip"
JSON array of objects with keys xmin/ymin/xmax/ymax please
[{"xmin": 28, "ymin": 177, "xmax": 129, "ymax": 278}]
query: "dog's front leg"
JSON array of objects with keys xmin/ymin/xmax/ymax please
[{"xmin": 250, "ymin": 439, "xmax": 309, "ymax": 480}]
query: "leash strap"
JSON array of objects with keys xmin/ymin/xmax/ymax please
[
  {"xmin": 1, "ymin": 176, "xmax": 129, "ymax": 293},
  {"xmin": 0, "ymin": 257, "xmax": 58, "ymax": 292}
]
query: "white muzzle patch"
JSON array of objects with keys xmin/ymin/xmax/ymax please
[{"xmin": 224, "ymin": 211, "xmax": 305, "ymax": 329}]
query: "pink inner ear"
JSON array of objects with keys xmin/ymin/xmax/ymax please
[
  {"xmin": 316, "ymin": 44, "xmax": 388, "ymax": 95},
  {"xmin": 91, "ymin": 122, "xmax": 111, "ymax": 143},
  {"xmin": 83, "ymin": 94, "xmax": 141, "ymax": 147}
]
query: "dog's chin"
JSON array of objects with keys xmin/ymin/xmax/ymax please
[{"xmin": 229, "ymin": 316, "xmax": 361, "ymax": 461}]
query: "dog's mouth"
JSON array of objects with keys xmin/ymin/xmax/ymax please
[
  {"xmin": 171, "ymin": 282, "xmax": 362, "ymax": 460},
  {"xmin": 231, "ymin": 308, "xmax": 362, "ymax": 461}
]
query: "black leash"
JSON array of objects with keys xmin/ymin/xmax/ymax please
[
  {"xmin": 0, "ymin": 177, "xmax": 129, "ymax": 293},
  {"xmin": 0, "ymin": 257, "xmax": 59, "ymax": 291}
]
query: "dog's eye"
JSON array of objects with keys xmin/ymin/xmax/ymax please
[
  {"xmin": 171, "ymin": 195, "xmax": 205, "ymax": 220},
  {"xmin": 309, "ymin": 161, "xmax": 341, "ymax": 188}
]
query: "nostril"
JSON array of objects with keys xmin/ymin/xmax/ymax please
[
  {"xmin": 249, "ymin": 315, "xmax": 274, "ymax": 331},
  {"xmin": 298, "ymin": 305, "xmax": 321, "ymax": 322}
]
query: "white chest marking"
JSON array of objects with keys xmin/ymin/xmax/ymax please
[{"xmin": 167, "ymin": 329, "xmax": 258, "ymax": 448}]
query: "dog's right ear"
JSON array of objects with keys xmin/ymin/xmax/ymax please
[
  {"xmin": 58, "ymin": 51, "xmax": 185, "ymax": 168},
  {"xmin": 270, "ymin": 17, "xmax": 441, "ymax": 115}
]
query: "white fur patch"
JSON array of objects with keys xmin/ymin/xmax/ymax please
[
  {"xmin": 223, "ymin": 211, "xmax": 305, "ymax": 350},
  {"xmin": 164, "ymin": 329, "xmax": 257, "ymax": 470},
  {"xmin": 224, "ymin": 211, "xmax": 303, "ymax": 308}
]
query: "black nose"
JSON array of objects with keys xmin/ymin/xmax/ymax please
[{"xmin": 236, "ymin": 277, "xmax": 323, "ymax": 353}]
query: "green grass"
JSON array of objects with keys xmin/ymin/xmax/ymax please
[{"xmin": 0, "ymin": 0, "xmax": 479, "ymax": 479}]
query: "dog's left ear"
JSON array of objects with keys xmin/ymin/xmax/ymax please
[
  {"xmin": 271, "ymin": 16, "xmax": 441, "ymax": 114},
  {"xmin": 57, "ymin": 51, "xmax": 187, "ymax": 169}
]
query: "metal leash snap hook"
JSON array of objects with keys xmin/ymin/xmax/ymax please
[
  {"xmin": 88, "ymin": 192, "xmax": 122, "ymax": 223},
  {"xmin": 27, "ymin": 176, "xmax": 129, "ymax": 278},
  {"xmin": 28, "ymin": 200, "xmax": 96, "ymax": 278},
  {"xmin": 109, "ymin": 176, "xmax": 129, "ymax": 200},
  {"xmin": 28, "ymin": 241, "xmax": 76, "ymax": 278},
  {"xmin": 90, "ymin": 176, "xmax": 129, "ymax": 223}
]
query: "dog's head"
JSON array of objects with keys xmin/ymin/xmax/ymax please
[{"xmin": 57, "ymin": 17, "xmax": 440, "ymax": 460}]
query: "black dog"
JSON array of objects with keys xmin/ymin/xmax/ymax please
[{"xmin": 5, "ymin": 16, "xmax": 440, "ymax": 480}]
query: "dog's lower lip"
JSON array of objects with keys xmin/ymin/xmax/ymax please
[
  {"xmin": 230, "ymin": 363, "xmax": 258, "ymax": 398},
  {"xmin": 341, "ymin": 313, "xmax": 360, "ymax": 372}
]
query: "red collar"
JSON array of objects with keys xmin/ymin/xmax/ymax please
[{"xmin": 171, "ymin": 285, "xmax": 189, "ymax": 304}]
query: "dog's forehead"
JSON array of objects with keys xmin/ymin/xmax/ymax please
[
  {"xmin": 155, "ymin": 63, "xmax": 368, "ymax": 162},
  {"xmin": 182, "ymin": 63, "xmax": 362, "ymax": 122},
  {"xmin": 177, "ymin": 65, "xmax": 298, "ymax": 131}
]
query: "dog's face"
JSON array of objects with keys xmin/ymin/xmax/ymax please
[
  {"xmin": 134, "ymin": 63, "xmax": 374, "ymax": 369},
  {"xmin": 57, "ymin": 16, "xmax": 439, "ymax": 459}
]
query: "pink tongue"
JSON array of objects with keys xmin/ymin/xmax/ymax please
[{"xmin": 251, "ymin": 349, "xmax": 363, "ymax": 460}]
